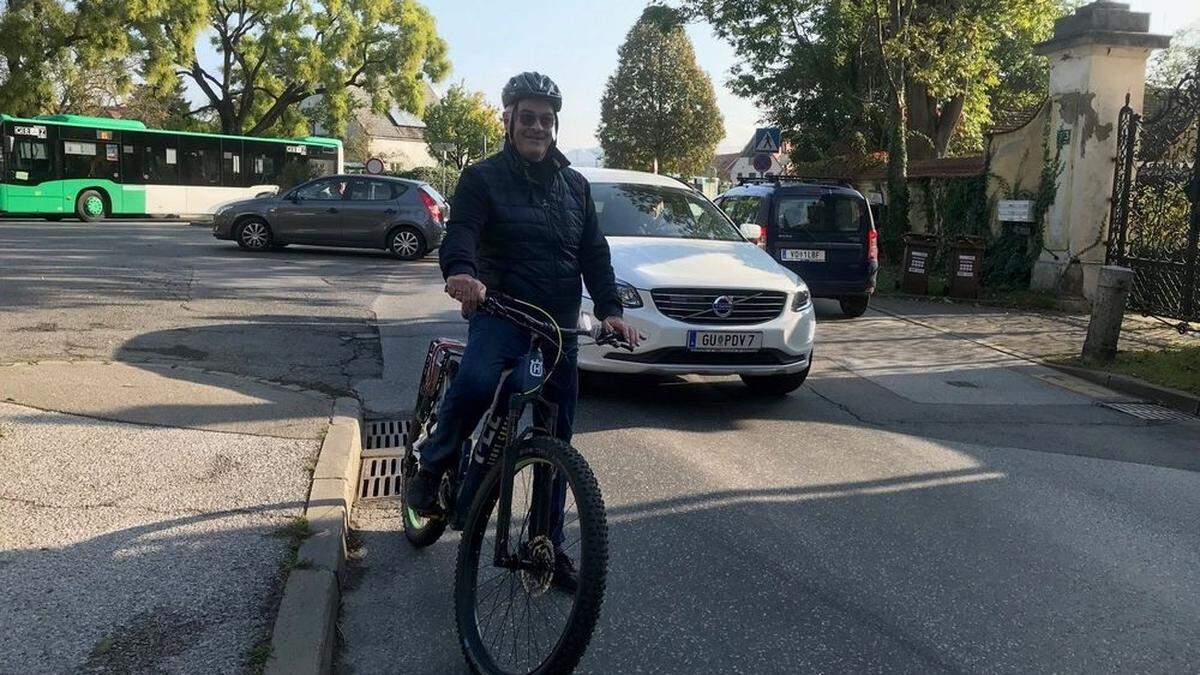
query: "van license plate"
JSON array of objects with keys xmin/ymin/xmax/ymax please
[
  {"xmin": 781, "ymin": 249, "xmax": 825, "ymax": 262},
  {"xmin": 687, "ymin": 331, "xmax": 762, "ymax": 352}
]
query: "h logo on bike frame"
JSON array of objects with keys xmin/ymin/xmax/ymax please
[{"xmin": 529, "ymin": 356, "xmax": 544, "ymax": 378}]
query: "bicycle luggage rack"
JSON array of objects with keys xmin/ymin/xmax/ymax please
[{"xmin": 358, "ymin": 416, "xmax": 415, "ymax": 500}]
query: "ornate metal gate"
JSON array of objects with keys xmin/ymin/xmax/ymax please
[{"xmin": 1107, "ymin": 68, "xmax": 1200, "ymax": 332}]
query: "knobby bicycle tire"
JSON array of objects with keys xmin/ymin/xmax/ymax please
[{"xmin": 454, "ymin": 437, "xmax": 608, "ymax": 674}]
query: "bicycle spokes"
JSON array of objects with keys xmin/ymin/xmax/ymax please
[{"xmin": 472, "ymin": 458, "xmax": 581, "ymax": 672}]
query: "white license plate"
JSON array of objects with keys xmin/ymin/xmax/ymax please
[
  {"xmin": 781, "ymin": 248, "xmax": 826, "ymax": 262},
  {"xmin": 687, "ymin": 331, "xmax": 762, "ymax": 352}
]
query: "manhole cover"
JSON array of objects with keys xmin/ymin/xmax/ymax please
[
  {"xmin": 358, "ymin": 417, "xmax": 415, "ymax": 500},
  {"xmin": 1100, "ymin": 402, "xmax": 1198, "ymax": 423}
]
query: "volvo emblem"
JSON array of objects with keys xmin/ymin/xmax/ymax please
[{"xmin": 712, "ymin": 295, "xmax": 734, "ymax": 318}]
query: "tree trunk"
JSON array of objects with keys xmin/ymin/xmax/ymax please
[{"xmin": 884, "ymin": 82, "xmax": 910, "ymax": 263}]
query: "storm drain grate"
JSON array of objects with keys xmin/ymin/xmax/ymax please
[
  {"xmin": 364, "ymin": 418, "xmax": 413, "ymax": 450},
  {"xmin": 358, "ymin": 417, "xmax": 415, "ymax": 500},
  {"xmin": 359, "ymin": 455, "xmax": 405, "ymax": 499},
  {"xmin": 1101, "ymin": 402, "xmax": 1198, "ymax": 423}
]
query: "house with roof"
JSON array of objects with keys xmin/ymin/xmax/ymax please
[{"xmin": 307, "ymin": 83, "xmax": 440, "ymax": 172}]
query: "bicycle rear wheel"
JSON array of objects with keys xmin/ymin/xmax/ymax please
[{"xmin": 454, "ymin": 437, "xmax": 608, "ymax": 674}]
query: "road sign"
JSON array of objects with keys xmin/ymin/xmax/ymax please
[
  {"xmin": 752, "ymin": 153, "xmax": 773, "ymax": 173},
  {"xmin": 998, "ymin": 199, "xmax": 1035, "ymax": 223},
  {"xmin": 365, "ymin": 157, "xmax": 385, "ymax": 175},
  {"xmin": 753, "ymin": 128, "xmax": 781, "ymax": 153}
]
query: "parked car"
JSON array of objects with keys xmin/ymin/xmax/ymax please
[
  {"xmin": 715, "ymin": 177, "xmax": 878, "ymax": 317},
  {"xmin": 575, "ymin": 167, "xmax": 815, "ymax": 395},
  {"xmin": 211, "ymin": 174, "xmax": 446, "ymax": 260}
]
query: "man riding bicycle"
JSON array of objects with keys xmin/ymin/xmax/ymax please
[{"xmin": 407, "ymin": 71, "xmax": 640, "ymax": 588}]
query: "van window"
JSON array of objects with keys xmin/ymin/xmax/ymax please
[
  {"xmin": 775, "ymin": 194, "xmax": 863, "ymax": 238},
  {"xmin": 719, "ymin": 195, "xmax": 762, "ymax": 225}
]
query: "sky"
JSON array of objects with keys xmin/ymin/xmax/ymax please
[
  {"xmin": 191, "ymin": 0, "xmax": 1200, "ymax": 154},
  {"xmin": 420, "ymin": 0, "xmax": 759, "ymax": 153}
]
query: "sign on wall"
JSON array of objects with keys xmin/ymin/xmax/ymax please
[{"xmin": 997, "ymin": 199, "xmax": 1035, "ymax": 223}]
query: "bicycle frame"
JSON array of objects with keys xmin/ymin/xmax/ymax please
[{"xmin": 416, "ymin": 329, "xmax": 561, "ymax": 570}]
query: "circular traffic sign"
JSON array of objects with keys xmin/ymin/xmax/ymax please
[
  {"xmin": 365, "ymin": 157, "xmax": 385, "ymax": 175},
  {"xmin": 752, "ymin": 152, "xmax": 773, "ymax": 173}
]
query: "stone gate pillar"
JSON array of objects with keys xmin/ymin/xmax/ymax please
[{"xmin": 1030, "ymin": 1, "xmax": 1169, "ymax": 299}]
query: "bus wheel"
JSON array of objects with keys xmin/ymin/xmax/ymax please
[{"xmin": 76, "ymin": 190, "xmax": 108, "ymax": 222}]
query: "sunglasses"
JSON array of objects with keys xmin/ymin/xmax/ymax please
[{"xmin": 516, "ymin": 111, "xmax": 557, "ymax": 129}]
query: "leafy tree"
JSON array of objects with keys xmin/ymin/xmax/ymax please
[
  {"xmin": 121, "ymin": 80, "xmax": 209, "ymax": 130},
  {"xmin": 0, "ymin": 0, "xmax": 132, "ymax": 115},
  {"xmin": 598, "ymin": 5, "xmax": 724, "ymax": 175},
  {"xmin": 422, "ymin": 83, "xmax": 504, "ymax": 169},
  {"xmin": 129, "ymin": 0, "xmax": 450, "ymax": 136},
  {"xmin": 1149, "ymin": 22, "xmax": 1200, "ymax": 89},
  {"xmin": 684, "ymin": 0, "xmax": 1061, "ymax": 254}
]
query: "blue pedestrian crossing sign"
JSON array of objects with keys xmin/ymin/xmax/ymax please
[{"xmin": 753, "ymin": 128, "xmax": 782, "ymax": 153}]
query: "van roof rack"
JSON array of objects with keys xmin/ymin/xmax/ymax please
[{"xmin": 736, "ymin": 175, "xmax": 855, "ymax": 188}]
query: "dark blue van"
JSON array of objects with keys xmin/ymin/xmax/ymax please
[{"xmin": 716, "ymin": 178, "xmax": 878, "ymax": 317}]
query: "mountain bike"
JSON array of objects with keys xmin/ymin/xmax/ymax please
[{"xmin": 400, "ymin": 293, "xmax": 631, "ymax": 674}]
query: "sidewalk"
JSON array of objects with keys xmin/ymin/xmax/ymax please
[
  {"xmin": 871, "ymin": 296, "xmax": 1190, "ymax": 361},
  {"xmin": 0, "ymin": 361, "xmax": 331, "ymax": 674},
  {"xmin": 870, "ymin": 297, "xmax": 1197, "ymax": 412}
]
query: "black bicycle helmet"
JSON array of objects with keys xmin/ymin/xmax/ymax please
[{"xmin": 501, "ymin": 71, "xmax": 562, "ymax": 112}]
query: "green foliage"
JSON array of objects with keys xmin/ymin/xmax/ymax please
[
  {"xmin": 0, "ymin": 0, "xmax": 134, "ymax": 115},
  {"xmin": 422, "ymin": 83, "xmax": 504, "ymax": 169},
  {"xmin": 598, "ymin": 5, "xmax": 724, "ymax": 175},
  {"xmin": 129, "ymin": 0, "xmax": 449, "ymax": 136},
  {"xmin": 683, "ymin": 0, "xmax": 1063, "ymax": 161}
]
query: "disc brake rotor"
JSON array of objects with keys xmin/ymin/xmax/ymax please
[{"xmin": 519, "ymin": 535, "xmax": 555, "ymax": 596}]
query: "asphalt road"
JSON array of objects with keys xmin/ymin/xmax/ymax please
[
  {"xmin": 4, "ymin": 220, "xmax": 1197, "ymax": 673},
  {"xmin": 341, "ymin": 256, "xmax": 1200, "ymax": 673}
]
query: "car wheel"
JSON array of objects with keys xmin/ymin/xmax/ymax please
[
  {"xmin": 840, "ymin": 295, "xmax": 870, "ymax": 318},
  {"xmin": 75, "ymin": 189, "xmax": 107, "ymax": 222},
  {"xmin": 236, "ymin": 218, "xmax": 273, "ymax": 251},
  {"xmin": 389, "ymin": 226, "xmax": 427, "ymax": 260},
  {"xmin": 740, "ymin": 367, "xmax": 809, "ymax": 396}
]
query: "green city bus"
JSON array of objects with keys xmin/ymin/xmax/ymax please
[{"xmin": 0, "ymin": 114, "xmax": 342, "ymax": 220}]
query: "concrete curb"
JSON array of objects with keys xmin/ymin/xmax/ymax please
[
  {"xmin": 265, "ymin": 396, "xmax": 362, "ymax": 675},
  {"xmin": 1044, "ymin": 363, "xmax": 1200, "ymax": 417}
]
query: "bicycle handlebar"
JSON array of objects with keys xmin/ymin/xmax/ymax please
[{"xmin": 479, "ymin": 293, "xmax": 636, "ymax": 352}]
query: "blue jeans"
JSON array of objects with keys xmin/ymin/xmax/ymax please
[{"xmin": 419, "ymin": 312, "xmax": 579, "ymax": 544}]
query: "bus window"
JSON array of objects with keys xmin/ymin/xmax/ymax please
[
  {"xmin": 180, "ymin": 136, "xmax": 220, "ymax": 186},
  {"xmin": 245, "ymin": 141, "xmax": 283, "ymax": 185},
  {"xmin": 11, "ymin": 137, "xmax": 53, "ymax": 184},
  {"xmin": 123, "ymin": 132, "xmax": 178, "ymax": 184},
  {"xmin": 221, "ymin": 139, "xmax": 243, "ymax": 187},
  {"xmin": 62, "ymin": 141, "xmax": 119, "ymax": 180}
]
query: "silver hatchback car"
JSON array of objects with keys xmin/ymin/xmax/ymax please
[{"xmin": 212, "ymin": 174, "xmax": 447, "ymax": 260}]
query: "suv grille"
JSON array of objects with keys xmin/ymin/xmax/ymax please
[{"xmin": 651, "ymin": 288, "xmax": 787, "ymax": 325}]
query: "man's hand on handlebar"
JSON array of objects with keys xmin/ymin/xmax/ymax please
[
  {"xmin": 445, "ymin": 274, "xmax": 487, "ymax": 315},
  {"xmin": 602, "ymin": 316, "xmax": 642, "ymax": 349}
]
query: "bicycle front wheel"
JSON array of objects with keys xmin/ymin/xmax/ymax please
[{"xmin": 454, "ymin": 437, "xmax": 608, "ymax": 674}]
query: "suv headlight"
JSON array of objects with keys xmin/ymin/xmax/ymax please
[
  {"xmin": 791, "ymin": 282, "xmax": 811, "ymax": 311},
  {"xmin": 615, "ymin": 280, "xmax": 643, "ymax": 308}
]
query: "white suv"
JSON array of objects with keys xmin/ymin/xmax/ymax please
[{"xmin": 576, "ymin": 167, "xmax": 816, "ymax": 395}]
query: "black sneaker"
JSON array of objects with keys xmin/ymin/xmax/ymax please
[
  {"xmin": 406, "ymin": 468, "xmax": 442, "ymax": 515},
  {"xmin": 552, "ymin": 550, "xmax": 579, "ymax": 594}
]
